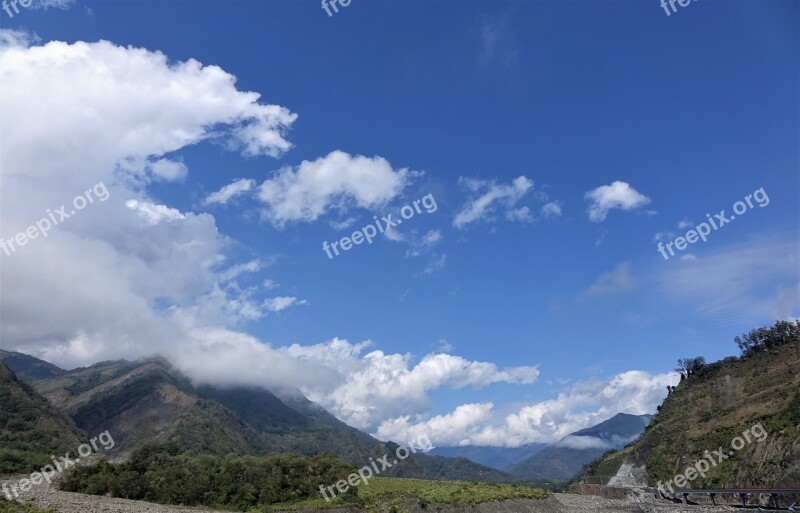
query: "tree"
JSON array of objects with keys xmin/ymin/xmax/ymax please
[
  {"xmin": 675, "ymin": 356, "xmax": 706, "ymax": 379},
  {"xmin": 735, "ymin": 320, "xmax": 800, "ymax": 357}
]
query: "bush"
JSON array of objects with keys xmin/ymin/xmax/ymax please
[{"xmin": 61, "ymin": 444, "xmax": 356, "ymax": 509}]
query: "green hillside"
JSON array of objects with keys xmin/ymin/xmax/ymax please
[
  {"xmin": 0, "ymin": 363, "xmax": 84, "ymax": 474},
  {"xmin": 584, "ymin": 321, "xmax": 800, "ymax": 488}
]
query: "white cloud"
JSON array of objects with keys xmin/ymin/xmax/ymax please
[
  {"xmin": 421, "ymin": 229, "xmax": 442, "ymax": 246},
  {"xmin": 435, "ymin": 339, "xmax": 454, "ymax": 353},
  {"xmin": 33, "ymin": 0, "xmax": 74, "ymax": 8},
  {"xmin": 400, "ymin": 229, "xmax": 446, "ymax": 275},
  {"xmin": 0, "ymin": 32, "xmax": 296, "ymax": 368},
  {"xmin": 258, "ymin": 150, "xmax": 414, "ymax": 227},
  {"xmin": 581, "ymin": 262, "xmax": 634, "ymax": 299},
  {"xmin": 329, "ymin": 217, "xmax": 358, "ymax": 230},
  {"xmin": 454, "ymin": 176, "xmax": 535, "ymax": 228},
  {"xmin": 125, "ymin": 199, "xmax": 186, "ymax": 225},
  {"xmin": 287, "ymin": 340, "xmax": 539, "ymax": 431},
  {"xmin": 149, "ymin": 158, "xmax": 188, "ymax": 182},
  {"xmin": 540, "ymin": 202, "xmax": 563, "ymax": 218},
  {"xmin": 384, "ymin": 225, "xmax": 405, "ymax": 242},
  {"xmin": 0, "ymin": 29, "xmax": 38, "ymax": 47},
  {"xmin": 263, "ymin": 296, "xmax": 308, "ymax": 312},
  {"xmin": 585, "ymin": 181, "xmax": 651, "ymax": 222},
  {"xmin": 376, "ymin": 370, "xmax": 678, "ymax": 447},
  {"xmin": 506, "ymin": 206, "xmax": 533, "ymax": 224},
  {"xmin": 404, "ymin": 229, "xmax": 443, "ymax": 258},
  {"xmin": 654, "ymin": 219, "xmax": 695, "ymax": 243},
  {"xmin": 377, "ymin": 403, "xmax": 495, "ymax": 447},
  {"xmin": 556, "ymin": 435, "xmax": 612, "ymax": 450},
  {"xmin": 204, "ymin": 178, "xmax": 256, "ymax": 206},
  {"xmin": 218, "ymin": 259, "xmax": 263, "ymax": 282},
  {"xmin": 653, "ymin": 231, "xmax": 676, "ymax": 243}
]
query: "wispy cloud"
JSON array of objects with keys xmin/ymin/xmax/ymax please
[
  {"xmin": 654, "ymin": 235, "xmax": 800, "ymax": 326},
  {"xmin": 541, "ymin": 202, "xmax": 563, "ymax": 219},
  {"xmin": 454, "ymin": 176, "xmax": 534, "ymax": 228},
  {"xmin": 405, "ymin": 229, "xmax": 443, "ymax": 258},
  {"xmin": 580, "ymin": 262, "xmax": 635, "ymax": 299},
  {"xmin": 32, "ymin": 0, "xmax": 74, "ymax": 10},
  {"xmin": 424, "ymin": 254, "xmax": 447, "ymax": 274},
  {"xmin": 263, "ymin": 296, "xmax": 308, "ymax": 312},
  {"xmin": 204, "ymin": 178, "xmax": 256, "ymax": 206},
  {"xmin": 476, "ymin": 13, "xmax": 520, "ymax": 68}
]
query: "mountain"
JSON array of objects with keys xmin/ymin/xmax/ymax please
[
  {"xmin": 429, "ymin": 444, "xmax": 547, "ymax": 470},
  {"xmin": 506, "ymin": 413, "xmax": 652, "ymax": 482},
  {"xmin": 0, "ymin": 362, "xmax": 84, "ymax": 474},
  {"xmin": 585, "ymin": 321, "xmax": 800, "ymax": 488},
  {"xmin": 571, "ymin": 413, "xmax": 653, "ymax": 444},
  {"xmin": 6, "ymin": 352, "xmax": 511, "ymax": 483},
  {"xmin": 0, "ymin": 349, "xmax": 66, "ymax": 383}
]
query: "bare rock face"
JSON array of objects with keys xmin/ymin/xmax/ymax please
[{"xmin": 608, "ymin": 458, "xmax": 648, "ymax": 488}]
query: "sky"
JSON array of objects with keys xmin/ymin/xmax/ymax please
[{"xmin": 0, "ymin": 0, "xmax": 798, "ymax": 448}]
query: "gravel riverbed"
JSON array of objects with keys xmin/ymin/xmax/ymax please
[{"xmin": 0, "ymin": 476, "xmax": 753, "ymax": 513}]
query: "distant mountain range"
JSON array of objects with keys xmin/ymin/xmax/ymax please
[
  {"xmin": 505, "ymin": 413, "xmax": 652, "ymax": 481},
  {"xmin": 429, "ymin": 444, "xmax": 547, "ymax": 470},
  {"xmin": 0, "ymin": 350, "xmax": 509, "ymax": 483},
  {"xmin": 430, "ymin": 413, "xmax": 652, "ymax": 483}
]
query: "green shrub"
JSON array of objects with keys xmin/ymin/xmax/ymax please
[{"xmin": 61, "ymin": 444, "xmax": 356, "ymax": 509}]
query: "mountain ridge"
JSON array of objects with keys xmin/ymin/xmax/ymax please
[
  {"xmin": 505, "ymin": 413, "xmax": 652, "ymax": 482},
  {"xmin": 1, "ymin": 352, "xmax": 511, "ymax": 483}
]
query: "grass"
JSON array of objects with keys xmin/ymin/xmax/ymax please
[
  {"xmin": 0, "ymin": 497, "xmax": 55, "ymax": 513},
  {"xmin": 259, "ymin": 477, "xmax": 548, "ymax": 512}
]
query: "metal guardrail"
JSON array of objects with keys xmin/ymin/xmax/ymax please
[
  {"xmin": 581, "ymin": 476, "xmax": 612, "ymax": 485},
  {"xmin": 646, "ymin": 487, "xmax": 800, "ymax": 509}
]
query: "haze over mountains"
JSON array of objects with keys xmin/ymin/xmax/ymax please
[
  {"xmin": 431, "ymin": 413, "xmax": 652, "ymax": 482},
  {"xmin": 429, "ymin": 444, "xmax": 548, "ymax": 471}
]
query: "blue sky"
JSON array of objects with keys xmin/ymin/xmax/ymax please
[{"xmin": 0, "ymin": 0, "xmax": 797, "ymax": 446}]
